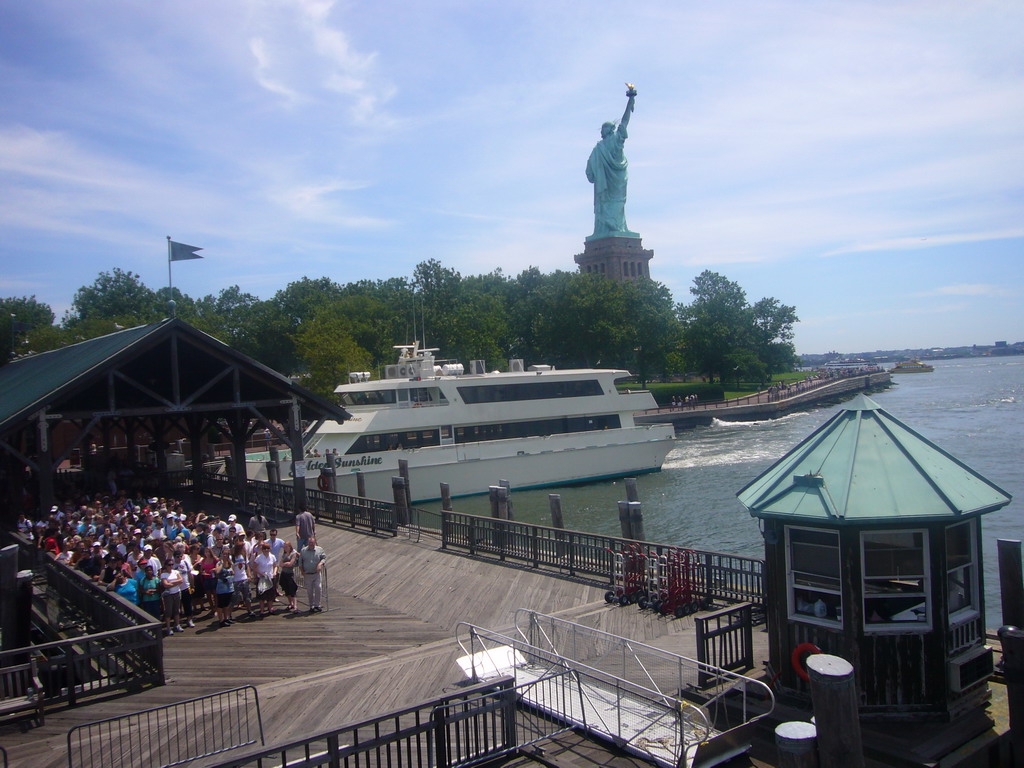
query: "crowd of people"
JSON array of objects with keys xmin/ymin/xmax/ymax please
[{"xmin": 19, "ymin": 492, "xmax": 326, "ymax": 635}]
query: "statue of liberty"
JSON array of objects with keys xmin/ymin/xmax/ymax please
[{"xmin": 586, "ymin": 84, "xmax": 639, "ymax": 240}]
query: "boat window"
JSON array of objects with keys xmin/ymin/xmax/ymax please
[
  {"xmin": 339, "ymin": 389, "xmax": 397, "ymax": 407},
  {"xmin": 344, "ymin": 415, "xmax": 621, "ymax": 454},
  {"xmin": 453, "ymin": 415, "xmax": 621, "ymax": 444},
  {"xmin": 457, "ymin": 379, "xmax": 603, "ymax": 404},
  {"xmin": 862, "ymin": 530, "xmax": 930, "ymax": 631},
  {"xmin": 786, "ymin": 526, "xmax": 841, "ymax": 626},
  {"xmin": 345, "ymin": 429, "xmax": 441, "ymax": 454}
]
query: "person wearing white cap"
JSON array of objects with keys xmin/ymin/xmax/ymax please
[{"xmin": 230, "ymin": 514, "xmax": 248, "ymax": 539}]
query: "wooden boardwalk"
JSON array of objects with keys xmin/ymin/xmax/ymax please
[{"xmin": 0, "ymin": 518, "xmax": 769, "ymax": 767}]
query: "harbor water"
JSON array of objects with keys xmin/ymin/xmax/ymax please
[{"xmin": 430, "ymin": 356, "xmax": 1023, "ymax": 628}]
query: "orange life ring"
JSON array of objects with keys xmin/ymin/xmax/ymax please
[
  {"xmin": 791, "ymin": 642, "xmax": 821, "ymax": 682},
  {"xmin": 317, "ymin": 473, "xmax": 331, "ymax": 492}
]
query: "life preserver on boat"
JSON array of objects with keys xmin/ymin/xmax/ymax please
[
  {"xmin": 317, "ymin": 473, "xmax": 331, "ymax": 492},
  {"xmin": 791, "ymin": 642, "xmax": 821, "ymax": 682}
]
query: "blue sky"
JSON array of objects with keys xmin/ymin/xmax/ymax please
[{"xmin": 1, "ymin": 1, "xmax": 1021, "ymax": 355}]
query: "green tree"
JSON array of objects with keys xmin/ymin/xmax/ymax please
[
  {"xmin": 677, "ymin": 271, "xmax": 749, "ymax": 381},
  {"xmin": 622, "ymin": 279, "xmax": 681, "ymax": 387},
  {"xmin": 677, "ymin": 271, "xmax": 798, "ymax": 382},
  {"xmin": 295, "ymin": 305, "xmax": 372, "ymax": 397},
  {"xmin": 748, "ymin": 297, "xmax": 799, "ymax": 376},
  {"xmin": 0, "ymin": 296, "xmax": 56, "ymax": 362},
  {"xmin": 65, "ymin": 268, "xmax": 160, "ymax": 329}
]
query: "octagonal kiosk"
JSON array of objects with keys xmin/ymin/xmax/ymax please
[{"xmin": 737, "ymin": 395, "xmax": 1011, "ymax": 721}]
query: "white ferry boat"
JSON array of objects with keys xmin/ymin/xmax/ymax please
[{"xmin": 298, "ymin": 343, "xmax": 676, "ymax": 503}]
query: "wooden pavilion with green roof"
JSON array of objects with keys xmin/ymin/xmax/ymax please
[
  {"xmin": 0, "ymin": 318, "xmax": 350, "ymax": 516},
  {"xmin": 738, "ymin": 394, "xmax": 1011, "ymax": 721}
]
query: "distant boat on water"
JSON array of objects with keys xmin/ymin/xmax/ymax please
[
  {"xmin": 819, "ymin": 358, "xmax": 879, "ymax": 373},
  {"xmin": 890, "ymin": 360, "xmax": 935, "ymax": 374}
]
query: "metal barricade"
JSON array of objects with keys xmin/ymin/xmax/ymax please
[{"xmin": 66, "ymin": 685, "xmax": 263, "ymax": 768}]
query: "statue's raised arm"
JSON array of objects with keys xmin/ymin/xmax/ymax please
[
  {"xmin": 586, "ymin": 85, "xmax": 639, "ymax": 240},
  {"xmin": 619, "ymin": 83, "xmax": 637, "ymax": 135}
]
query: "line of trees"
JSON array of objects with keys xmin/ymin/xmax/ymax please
[{"xmin": 1, "ymin": 263, "xmax": 798, "ymax": 396}]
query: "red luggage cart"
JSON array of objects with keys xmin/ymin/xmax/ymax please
[
  {"xmin": 652, "ymin": 547, "xmax": 707, "ymax": 617},
  {"xmin": 604, "ymin": 544, "xmax": 646, "ymax": 606}
]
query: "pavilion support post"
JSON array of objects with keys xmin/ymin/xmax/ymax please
[
  {"xmin": 188, "ymin": 416, "xmax": 205, "ymax": 496},
  {"xmin": 807, "ymin": 654, "xmax": 864, "ymax": 768},
  {"xmin": 228, "ymin": 413, "xmax": 249, "ymax": 511},
  {"xmin": 36, "ymin": 411, "xmax": 56, "ymax": 515},
  {"xmin": 998, "ymin": 540, "xmax": 1024, "ymax": 629},
  {"xmin": 287, "ymin": 399, "xmax": 307, "ymax": 512}
]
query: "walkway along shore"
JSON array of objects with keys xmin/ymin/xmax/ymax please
[{"xmin": 635, "ymin": 371, "xmax": 892, "ymax": 429}]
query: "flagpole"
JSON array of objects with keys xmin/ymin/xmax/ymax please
[{"xmin": 167, "ymin": 236, "xmax": 175, "ymax": 318}]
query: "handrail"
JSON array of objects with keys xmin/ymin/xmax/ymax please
[
  {"xmin": 207, "ymin": 676, "xmax": 519, "ymax": 768},
  {"xmin": 441, "ymin": 510, "xmax": 765, "ymax": 607},
  {"xmin": 67, "ymin": 685, "xmax": 263, "ymax": 768}
]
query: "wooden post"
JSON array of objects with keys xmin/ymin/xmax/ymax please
[
  {"xmin": 495, "ymin": 486, "xmax": 509, "ymax": 520},
  {"xmin": 440, "ymin": 482, "xmax": 452, "ymax": 512},
  {"xmin": 617, "ymin": 501, "xmax": 632, "ymax": 540},
  {"xmin": 265, "ymin": 445, "xmax": 280, "ymax": 485},
  {"xmin": 548, "ymin": 494, "xmax": 564, "ymax": 529},
  {"xmin": 628, "ymin": 500, "xmax": 645, "ymax": 542},
  {"xmin": 999, "ymin": 540, "xmax": 1024, "ymax": 629},
  {"xmin": 499, "ymin": 479, "xmax": 514, "ymax": 520},
  {"xmin": 0, "ymin": 545, "xmax": 19, "ymax": 652},
  {"xmin": 324, "ymin": 452, "xmax": 337, "ymax": 493},
  {"xmin": 775, "ymin": 721, "xmax": 819, "ymax": 768},
  {"xmin": 807, "ymin": 654, "xmax": 865, "ymax": 768},
  {"xmin": 549, "ymin": 494, "xmax": 566, "ymax": 558},
  {"xmin": 999, "ymin": 626, "xmax": 1024, "ymax": 767},
  {"xmin": 398, "ymin": 459, "xmax": 412, "ymax": 509},
  {"xmin": 355, "ymin": 469, "xmax": 366, "ymax": 499},
  {"xmin": 391, "ymin": 476, "xmax": 409, "ymax": 527},
  {"xmin": 625, "ymin": 477, "xmax": 639, "ymax": 503},
  {"xmin": 489, "ymin": 486, "xmax": 501, "ymax": 518}
]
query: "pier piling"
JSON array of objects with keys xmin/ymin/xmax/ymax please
[
  {"xmin": 807, "ymin": 654, "xmax": 864, "ymax": 768},
  {"xmin": 999, "ymin": 539, "xmax": 1024, "ymax": 629},
  {"xmin": 775, "ymin": 721, "xmax": 819, "ymax": 768}
]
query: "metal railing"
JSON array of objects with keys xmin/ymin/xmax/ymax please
[
  {"xmin": 458, "ymin": 611, "xmax": 774, "ymax": 768},
  {"xmin": 695, "ymin": 603, "xmax": 754, "ymax": 687},
  {"xmin": 67, "ymin": 685, "xmax": 263, "ymax": 768},
  {"xmin": 1, "ymin": 533, "xmax": 164, "ymax": 707},
  {"xmin": 166, "ymin": 472, "xmax": 405, "ymax": 537},
  {"xmin": 440, "ymin": 511, "xmax": 765, "ymax": 608},
  {"xmin": 207, "ymin": 676, "xmax": 540, "ymax": 768}
]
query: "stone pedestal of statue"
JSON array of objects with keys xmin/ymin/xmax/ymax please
[{"xmin": 574, "ymin": 235, "xmax": 653, "ymax": 281}]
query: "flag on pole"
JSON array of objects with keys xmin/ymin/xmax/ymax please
[{"xmin": 169, "ymin": 241, "xmax": 203, "ymax": 261}]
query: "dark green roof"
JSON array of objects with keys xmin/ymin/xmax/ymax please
[
  {"xmin": 737, "ymin": 395, "xmax": 1012, "ymax": 523},
  {"xmin": 0, "ymin": 323, "xmax": 159, "ymax": 434},
  {"xmin": 0, "ymin": 319, "xmax": 349, "ymax": 435}
]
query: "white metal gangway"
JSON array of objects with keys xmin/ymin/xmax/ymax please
[{"xmin": 455, "ymin": 610, "xmax": 773, "ymax": 768}]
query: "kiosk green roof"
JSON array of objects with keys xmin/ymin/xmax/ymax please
[{"xmin": 737, "ymin": 394, "xmax": 1011, "ymax": 523}]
